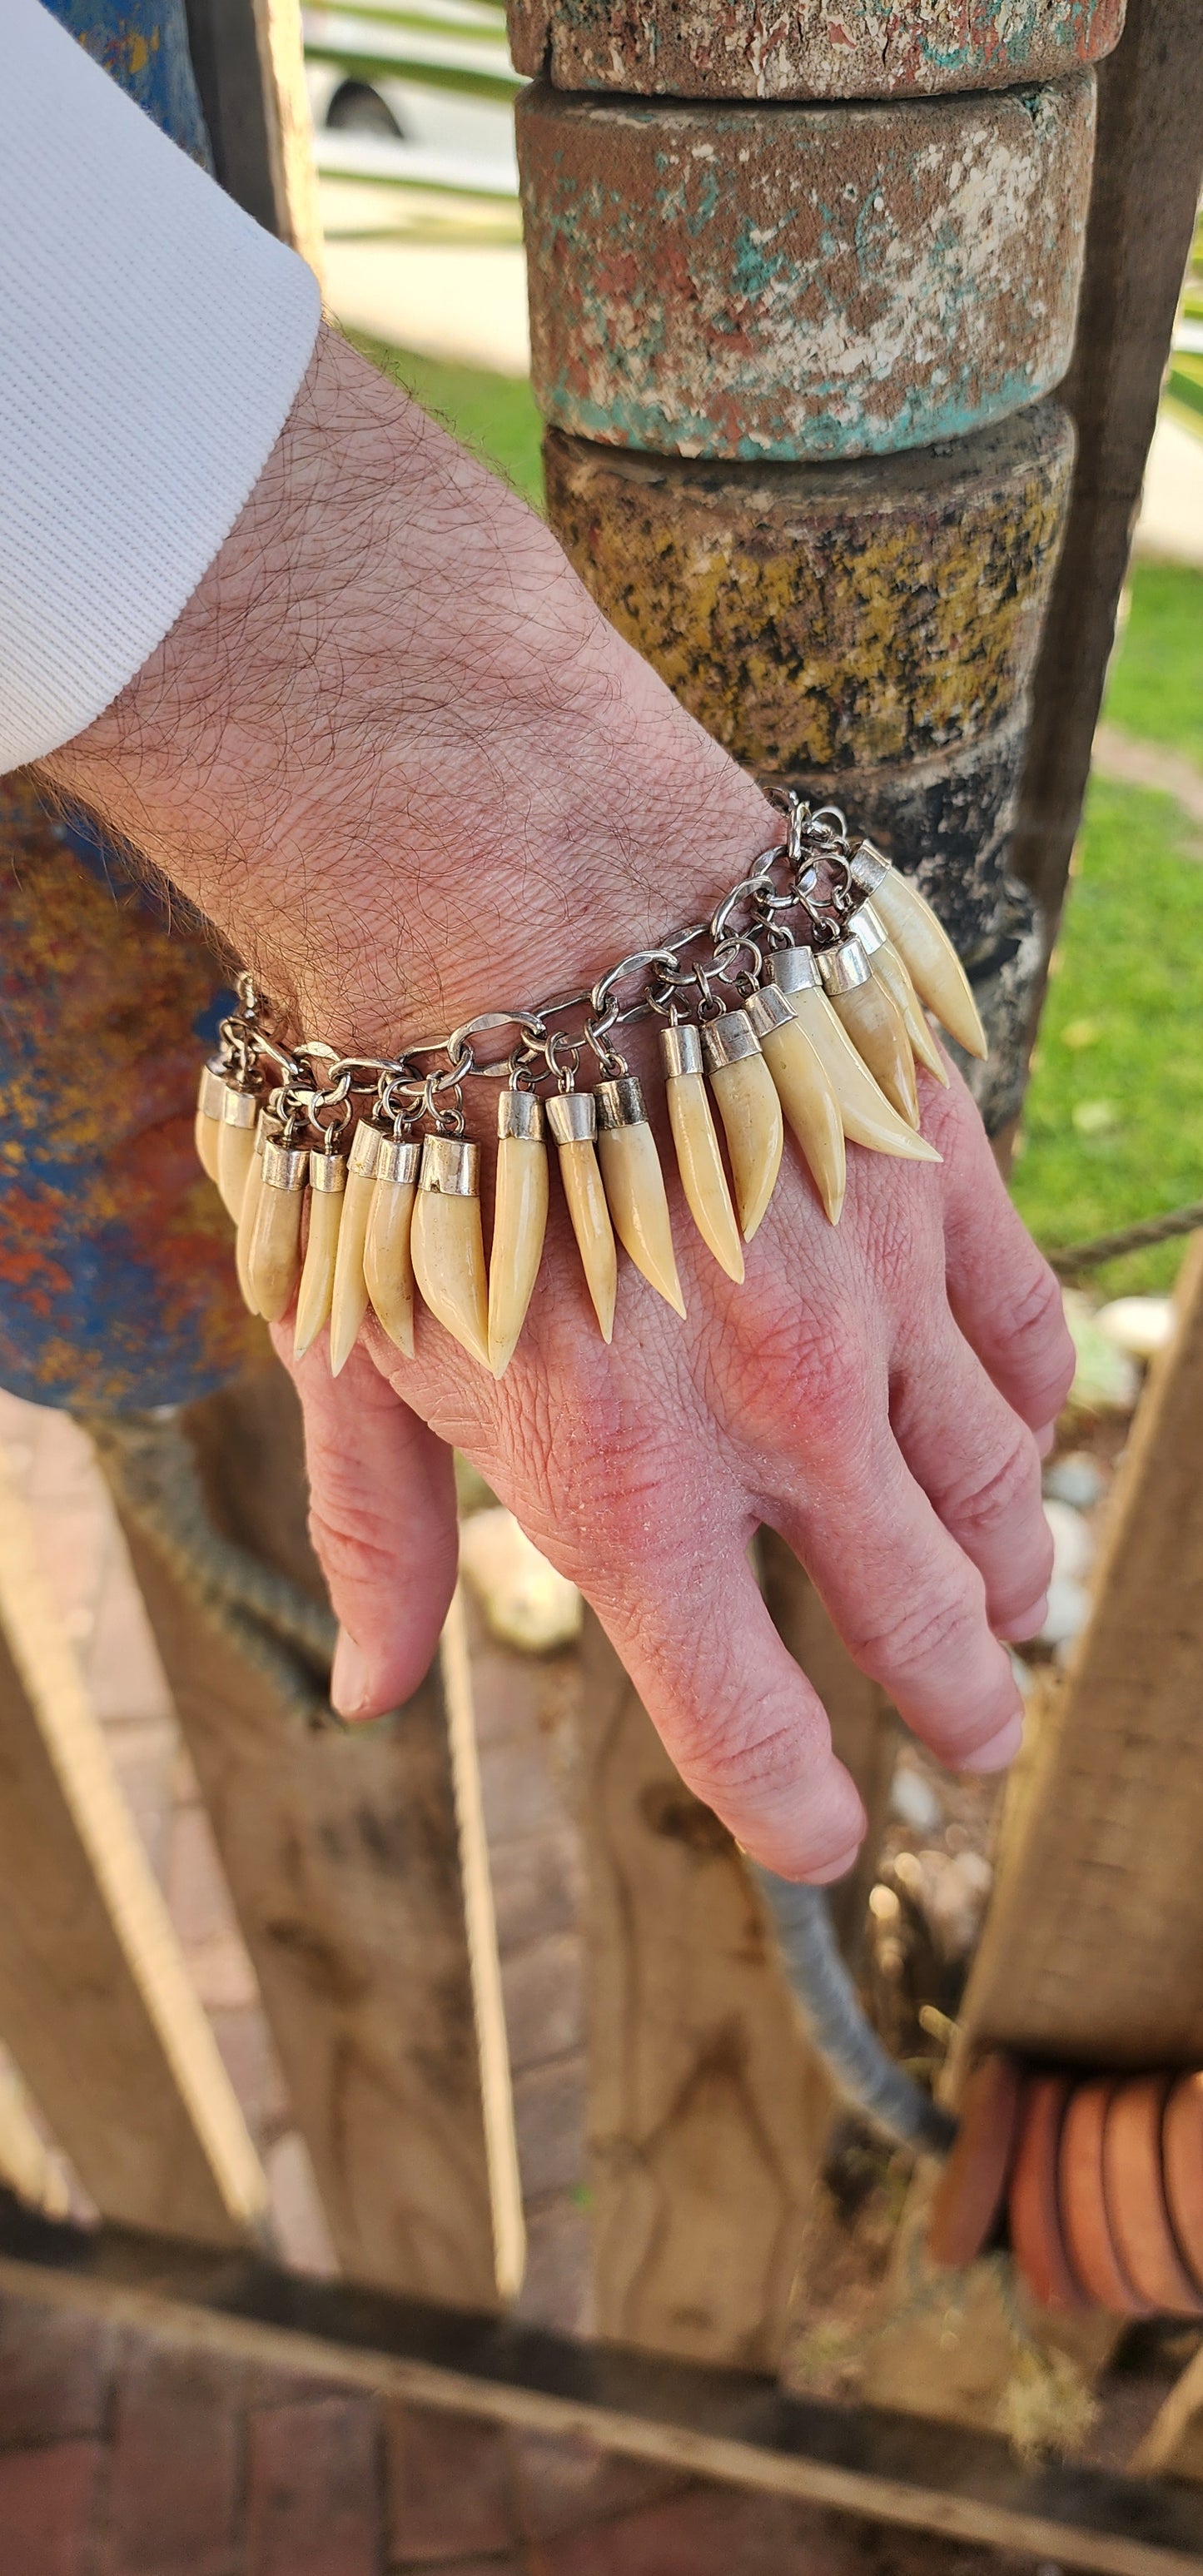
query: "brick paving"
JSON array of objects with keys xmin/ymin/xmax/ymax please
[
  {"xmin": 0, "ymin": 2287, "xmax": 1053, "ymax": 2575},
  {"xmin": 0, "ymin": 1390, "xmax": 1049, "ymax": 2570}
]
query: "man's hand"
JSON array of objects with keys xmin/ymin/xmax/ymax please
[{"xmin": 43, "ymin": 322, "xmax": 1074, "ymax": 1880}]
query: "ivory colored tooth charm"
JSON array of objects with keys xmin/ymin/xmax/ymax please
[
  {"xmin": 195, "ymin": 1060, "xmax": 226, "ymax": 1185},
  {"xmin": 329, "ymin": 1123, "xmax": 381, "ymax": 1377},
  {"xmin": 363, "ymin": 1136, "xmax": 421, "ymax": 1356},
  {"xmin": 701, "ymin": 1011, "xmax": 783, "ymax": 1242},
  {"xmin": 216, "ymin": 1085, "xmax": 260, "ymax": 1223},
  {"xmin": 546, "ymin": 1092, "xmax": 617, "ymax": 1343},
  {"xmin": 489, "ymin": 1091, "xmax": 549, "ymax": 1378},
  {"xmin": 659, "ymin": 1023, "xmax": 743, "ymax": 1282},
  {"xmin": 293, "ymin": 1146, "xmax": 345, "ymax": 1359},
  {"xmin": 772, "ymin": 949, "xmax": 942, "ymax": 1164},
  {"xmin": 410, "ymin": 1134, "xmax": 491, "ymax": 1370},
  {"xmin": 247, "ymin": 1141, "xmax": 308, "ymax": 1322},
  {"xmin": 235, "ymin": 1112, "xmax": 269, "ymax": 1312},
  {"xmin": 851, "ymin": 903, "xmax": 948, "ymax": 1087},
  {"xmin": 595, "ymin": 1075, "xmax": 685, "ymax": 1317},
  {"xmin": 744, "ymin": 986, "xmax": 846, "ymax": 1224},
  {"xmin": 818, "ymin": 939, "xmax": 920, "ymax": 1129},
  {"xmin": 850, "ymin": 843, "xmax": 987, "ymax": 1059}
]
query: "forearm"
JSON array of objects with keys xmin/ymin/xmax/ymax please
[{"xmin": 43, "ymin": 326, "xmax": 773, "ymax": 1051}]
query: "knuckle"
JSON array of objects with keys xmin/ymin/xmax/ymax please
[
  {"xmin": 850, "ymin": 1573, "xmax": 982, "ymax": 1686},
  {"xmin": 674, "ymin": 1701, "xmax": 823, "ymax": 1811},
  {"xmin": 944, "ymin": 1432, "xmax": 1039, "ymax": 1543},
  {"xmin": 1007, "ymin": 1261, "xmax": 1075, "ymax": 1380},
  {"xmin": 308, "ymin": 1489, "xmax": 400, "ymax": 1591}
]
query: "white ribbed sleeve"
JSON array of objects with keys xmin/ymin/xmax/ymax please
[{"xmin": 0, "ymin": 0, "xmax": 322, "ymax": 770}]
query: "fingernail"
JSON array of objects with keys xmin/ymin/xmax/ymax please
[
  {"xmin": 331, "ymin": 1627, "xmax": 370, "ymax": 1719},
  {"xmin": 960, "ymin": 1711, "xmax": 1024, "ymax": 1774},
  {"xmin": 1005, "ymin": 1594, "xmax": 1048, "ymax": 1643},
  {"xmin": 805, "ymin": 1842, "xmax": 864, "ymax": 1885},
  {"xmin": 1036, "ymin": 1421, "xmax": 1057, "ymax": 1460}
]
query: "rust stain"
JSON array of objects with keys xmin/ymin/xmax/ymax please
[{"xmin": 519, "ymin": 73, "xmax": 1096, "ymax": 459}]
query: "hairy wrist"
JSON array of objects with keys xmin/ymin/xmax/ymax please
[{"xmin": 43, "ymin": 323, "xmax": 773, "ymax": 1047}]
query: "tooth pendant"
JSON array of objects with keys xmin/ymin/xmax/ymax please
[
  {"xmin": 595, "ymin": 1076, "xmax": 685, "ymax": 1317},
  {"xmin": 329, "ymin": 1124, "xmax": 381, "ymax": 1377},
  {"xmin": 850, "ymin": 847, "xmax": 987, "ymax": 1059},
  {"xmin": 850, "ymin": 903, "xmax": 948, "ymax": 1087},
  {"xmin": 818, "ymin": 940, "xmax": 920, "ymax": 1129},
  {"xmin": 293, "ymin": 1146, "xmax": 345, "ymax": 1358},
  {"xmin": 195, "ymin": 1062, "xmax": 226, "ymax": 1186},
  {"xmin": 743, "ymin": 987, "xmax": 846, "ymax": 1224},
  {"xmin": 363, "ymin": 1136, "xmax": 421, "ymax": 1357},
  {"xmin": 235, "ymin": 1114, "xmax": 269, "ymax": 1312},
  {"xmin": 410, "ymin": 1134, "xmax": 491, "ymax": 1370},
  {"xmin": 489, "ymin": 1092, "xmax": 549, "ymax": 1378},
  {"xmin": 700, "ymin": 1012, "xmax": 783, "ymax": 1242},
  {"xmin": 216, "ymin": 1087, "xmax": 260, "ymax": 1223},
  {"xmin": 659, "ymin": 1025, "xmax": 743, "ymax": 1281},
  {"xmin": 545, "ymin": 1093, "xmax": 617, "ymax": 1343},
  {"xmin": 247, "ymin": 1141, "xmax": 308, "ymax": 1321},
  {"xmin": 771, "ymin": 951, "xmax": 942, "ymax": 1164}
]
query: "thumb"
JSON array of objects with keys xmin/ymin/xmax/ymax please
[{"xmin": 275, "ymin": 1330, "xmax": 459, "ymax": 1719}]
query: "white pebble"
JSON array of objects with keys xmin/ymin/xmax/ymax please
[
  {"xmin": 1039, "ymin": 1575, "xmax": 1091, "ymax": 1649},
  {"xmin": 889, "ymin": 1764, "xmax": 942, "ymax": 1833},
  {"xmin": 1096, "ymin": 1295, "xmax": 1174, "ymax": 1360},
  {"xmin": 459, "ymin": 1507, "xmax": 583, "ymax": 1654},
  {"xmin": 1041, "ymin": 1499, "xmax": 1094, "ymax": 1584},
  {"xmin": 1043, "ymin": 1453, "xmax": 1104, "ymax": 1510}
]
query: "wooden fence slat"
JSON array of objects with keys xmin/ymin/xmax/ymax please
[
  {"xmin": 961, "ymin": 1234, "xmax": 1203, "ymax": 2068},
  {"xmin": 100, "ymin": 1365, "xmax": 510, "ymax": 2310},
  {"xmin": 0, "ymin": 1453, "xmax": 266, "ymax": 2245},
  {"xmin": 183, "ymin": 0, "xmax": 325, "ymax": 279},
  {"xmin": 579, "ymin": 1610, "xmax": 835, "ymax": 2375},
  {"xmin": 440, "ymin": 1588, "xmax": 525, "ymax": 2301}
]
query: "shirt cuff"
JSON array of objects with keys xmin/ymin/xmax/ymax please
[{"xmin": 0, "ymin": 0, "xmax": 322, "ymax": 771}]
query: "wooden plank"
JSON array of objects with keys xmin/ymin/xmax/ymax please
[
  {"xmin": 94, "ymin": 1365, "xmax": 510, "ymax": 2311},
  {"xmin": 2, "ymin": 2206, "xmax": 1203, "ymax": 2576},
  {"xmin": 578, "ymin": 1610, "xmax": 835, "ymax": 2374},
  {"xmin": 961, "ymin": 1236, "xmax": 1203, "ymax": 2066},
  {"xmin": 0, "ymin": 1451, "xmax": 266, "ymax": 2246},
  {"xmin": 1012, "ymin": 0, "xmax": 1203, "ymax": 937},
  {"xmin": 183, "ymin": 0, "xmax": 325, "ymax": 279},
  {"xmin": 439, "ymin": 1588, "xmax": 525, "ymax": 2301}
]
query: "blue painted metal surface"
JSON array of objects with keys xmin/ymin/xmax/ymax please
[
  {"xmin": 0, "ymin": 10, "xmax": 259, "ymax": 1409},
  {"xmin": 42, "ymin": 0, "xmax": 211, "ymax": 163}
]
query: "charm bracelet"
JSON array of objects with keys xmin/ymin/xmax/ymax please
[{"xmin": 196, "ymin": 799, "xmax": 987, "ymax": 1378}]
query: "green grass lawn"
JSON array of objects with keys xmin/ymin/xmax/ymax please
[
  {"xmin": 353, "ymin": 326, "xmax": 1203, "ymax": 1295},
  {"xmin": 350, "ymin": 330, "xmax": 544, "ymax": 508},
  {"xmin": 1010, "ymin": 773, "xmax": 1203, "ymax": 1293},
  {"xmin": 1104, "ymin": 559, "xmax": 1203, "ymax": 770}
]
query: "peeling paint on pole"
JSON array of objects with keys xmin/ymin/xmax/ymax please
[
  {"xmin": 509, "ymin": 0, "xmax": 1123, "ymax": 100},
  {"xmin": 519, "ymin": 72, "xmax": 1095, "ymax": 459},
  {"xmin": 544, "ymin": 404, "xmax": 1072, "ymax": 770}
]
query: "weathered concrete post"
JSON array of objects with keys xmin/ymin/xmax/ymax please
[
  {"xmin": 511, "ymin": 0, "xmax": 1125, "ymax": 2365},
  {"xmin": 513, "ymin": 0, "xmax": 1120, "ymax": 1134}
]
